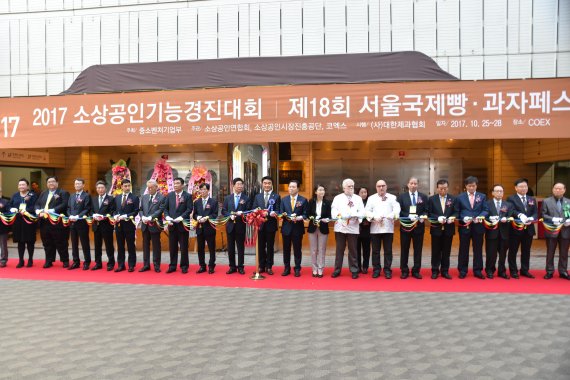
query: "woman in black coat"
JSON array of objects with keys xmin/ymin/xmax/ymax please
[
  {"xmin": 307, "ymin": 184, "xmax": 332, "ymax": 277},
  {"xmin": 7, "ymin": 178, "xmax": 38, "ymax": 268},
  {"xmin": 357, "ymin": 187, "xmax": 371, "ymax": 274}
]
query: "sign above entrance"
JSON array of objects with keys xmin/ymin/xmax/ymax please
[
  {"xmin": 0, "ymin": 78, "xmax": 568, "ymax": 149},
  {"xmin": 0, "ymin": 149, "xmax": 49, "ymax": 164}
]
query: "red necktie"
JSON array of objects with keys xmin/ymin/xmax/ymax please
[
  {"xmin": 176, "ymin": 193, "xmax": 181, "ymax": 208},
  {"xmin": 469, "ymin": 193, "xmax": 474, "ymax": 208}
]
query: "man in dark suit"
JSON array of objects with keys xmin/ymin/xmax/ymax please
[
  {"xmin": 507, "ymin": 178, "xmax": 538, "ymax": 279},
  {"xmin": 139, "ymin": 179, "xmax": 165, "ymax": 273},
  {"xmin": 67, "ymin": 178, "xmax": 93, "ymax": 270},
  {"xmin": 397, "ymin": 177, "xmax": 429, "ymax": 279},
  {"xmin": 164, "ymin": 177, "xmax": 193, "ymax": 274},
  {"xmin": 35, "ymin": 176, "xmax": 70, "ymax": 268},
  {"xmin": 540, "ymin": 182, "xmax": 570, "ymax": 280},
  {"xmin": 193, "ymin": 183, "xmax": 219, "ymax": 274},
  {"xmin": 113, "ymin": 179, "xmax": 140, "ymax": 272},
  {"xmin": 222, "ymin": 178, "xmax": 250, "ymax": 275},
  {"xmin": 454, "ymin": 176, "xmax": 489, "ymax": 279},
  {"xmin": 251, "ymin": 176, "xmax": 281, "ymax": 275},
  {"xmin": 280, "ymin": 179, "xmax": 308, "ymax": 277},
  {"xmin": 485, "ymin": 184, "xmax": 515, "ymax": 279},
  {"xmin": 91, "ymin": 180, "xmax": 116, "ymax": 271},
  {"xmin": 427, "ymin": 179, "xmax": 457, "ymax": 280}
]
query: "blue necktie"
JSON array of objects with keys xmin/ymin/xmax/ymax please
[
  {"xmin": 234, "ymin": 195, "xmax": 239, "ymax": 209},
  {"xmin": 412, "ymin": 193, "xmax": 416, "ymax": 206}
]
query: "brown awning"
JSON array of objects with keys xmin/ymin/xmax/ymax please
[{"xmin": 62, "ymin": 51, "xmax": 458, "ymax": 95}]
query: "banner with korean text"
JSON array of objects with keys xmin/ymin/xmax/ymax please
[{"xmin": 0, "ymin": 78, "xmax": 568, "ymax": 149}]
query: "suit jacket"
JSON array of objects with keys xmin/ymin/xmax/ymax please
[
  {"xmin": 163, "ymin": 191, "xmax": 193, "ymax": 232},
  {"xmin": 35, "ymin": 188, "xmax": 70, "ymax": 217},
  {"xmin": 193, "ymin": 197, "xmax": 219, "ymax": 236},
  {"xmin": 397, "ymin": 192, "xmax": 429, "ymax": 234},
  {"xmin": 251, "ymin": 192, "xmax": 281, "ymax": 232},
  {"xmin": 280, "ymin": 194, "xmax": 308, "ymax": 236},
  {"xmin": 541, "ymin": 196, "xmax": 570, "ymax": 239},
  {"xmin": 139, "ymin": 192, "xmax": 165, "ymax": 233},
  {"xmin": 307, "ymin": 198, "xmax": 332, "ymax": 234},
  {"xmin": 485, "ymin": 199, "xmax": 515, "ymax": 240},
  {"xmin": 222, "ymin": 193, "xmax": 250, "ymax": 234},
  {"xmin": 454, "ymin": 191, "xmax": 489, "ymax": 235},
  {"xmin": 427, "ymin": 194, "xmax": 457, "ymax": 237},
  {"xmin": 0, "ymin": 198, "xmax": 10, "ymax": 234},
  {"xmin": 507, "ymin": 194, "xmax": 538, "ymax": 236},
  {"xmin": 114, "ymin": 192, "xmax": 140, "ymax": 232},
  {"xmin": 68, "ymin": 191, "xmax": 92, "ymax": 229},
  {"xmin": 91, "ymin": 194, "xmax": 115, "ymax": 232}
]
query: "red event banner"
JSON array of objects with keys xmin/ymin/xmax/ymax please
[{"xmin": 0, "ymin": 78, "xmax": 568, "ymax": 149}]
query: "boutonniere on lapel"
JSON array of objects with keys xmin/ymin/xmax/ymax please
[
  {"xmin": 24, "ymin": 195, "xmax": 31, "ymax": 202},
  {"xmin": 295, "ymin": 201, "xmax": 302, "ymax": 208},
  {"xmin": 152, "ymin": 198, "xmax": 159, "ymax": 204},
  {"xmin": 474, "ymin": 195, "xmax": 482, "ymax": 203},
  {"xmin": 381, "ymin": 196, "xmax": 387, "ymax": 201},
  {"xmin": 127, "ymin": 198, "xmax": 133, "ymax": 205},
  {"xmin": 446, "ymin": 199, "xmax": 453, "ymax": 207},
  {"xmin": 205, "ymin": 203, "xmax": 211, "ymax": 209},
  {"xmin": 563, "ymin": 203, "xmax": 570, "ymax": 218},
  {"xmin": 239, "ymin": 199, "xmax": 245, "ymax": 205},
  {"xmin": 500, "ymin": 205, "xmax": 508, "ymax": 213},
  {"xmin": 53, "ymin": 194, "xmax": 60, "ymax": 200},
  {"xmin": 527, "ymin": 198, "xmax": 535, "ymax": 206},
  {"xmin": 416, "ymin": 197, "xmax": 424, "ymax": 204},
  {"xmin": 103, "ymin": 199, "xmax": 109, "ymax": 205},
  {"xmin": 76, "ymin": 197, "xmax": 83, "ymax": 204}
]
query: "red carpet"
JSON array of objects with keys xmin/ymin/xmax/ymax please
[{"xmin": 0, "ymin": 260, "xmax": 568, "ymax": 295}]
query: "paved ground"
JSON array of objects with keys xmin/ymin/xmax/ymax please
[{"xmin": 0, "ymin": 280, "xmax": 568, "ymax": 379}]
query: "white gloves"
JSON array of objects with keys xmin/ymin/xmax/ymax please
[
  {"xmin": 165, "ymin": 216, "xmax": 173, "ymax": 222},
  {"xmin": 565, "ymin": 219, "xmax": 570, "ymax": 227},
  {"xmin": 9, "ymin": 208, "xmax": 18, "ymax": 213},
  {"xmin": 552, "ymin": 217, "xmax": 563, "ymax": 226},
  {"xmin": 409, "ymin": 215, "xmax": 418, "ymax": 222},
  {"xmin": 500, "ymin": 217, "xmax": 507, "ymax": 223},
  {"xmin": 295, "ymin": 216, "xmax": 304, "ymax": 221},
  {"xmin": 236, "ymin": 211, "xmax": 243, "ymax": 216},
  {"xmin": 463, "ymin": 216, "xmax": 472, "ymax": 223},
  {"xmin": 69, "ymin": 215, "xmax": 78, "ymax": 222},
  {"xmin": 230, "ymin": 214, "xmax": 236, "ymax": 221},
  {"xmin": 270, "ymin": 211, "xmax": 277, "ymax": 217},
  {"xmin": 518, "ymin": 214, "xmax": 528, "ymax": 224},
  {"xmin": 321, "ymin": 218, "xmax": 330, "ymax": 223},
  {"xmin": 489, "ymin": 216, "xmax": 499, "ymax": 223},
  {"xmin": 437, "ymin": 216, "xmax": 446, "ymax": 223},
  {"xmin": 174, "ymin": 216, "xmax": 183, "ymax": 223},
  {"xmin": 446, "ymin": 216, "xmax": 455, "ymax": 224}
]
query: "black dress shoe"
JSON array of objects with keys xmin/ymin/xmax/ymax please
[
  {"xmin": 362, "ymin": 268, "xmax": 369, "ymax": 274},
  {"xmin": 441, "ymin": 272, "xmax": 452, "ymax": 280},
  {"xmin": 154, "ymin": 267, "xmax": 161, "ymax": 273},
  {"xmin": 281, "ymin": 268, "xmax": 291, "ymax": 276},
  {"xmin": 208, "ymin": 267, "xmax": 214, "ymax": 274},
  {"xmin": 139, "ymin": 266, "xmax": 150, "ymax": 272},
  {"xmin": 544, "ymin": 273, "xmax": 553, "ymax": 279},
  {"xmin": 372, "ymin": 271, "xmax": 380, "ymax": 278},
  {"xmin": 258, "ymin": 268, "xmax": 265, "ymax": 273},
  {"xmin": 474, "ymin": 273, "xmax": 485, "ymax": 280},
  {"xmin": 331, "ymin": 270, "xmax": 341, "ymax": 278},
  {"xmin": 62, "ymin": 262, "xmax": 69, "ymax": 268},
  {"xmin": 412, "ymin": 272, "xmax": 423, "ymax": 279},
  {"xmin": 458, "ymin": 272, "xmax": 467, "ymax": 279},
  {"xmin": 128, "ymin": 267, "xmax": 135, "ymax": 272},
  {"xmin": 431, "ymin": 272, "xmax": 438, "ymax": 280},
  {"xmin": 238, "ymin": 268, "xmax": 245, "ymax": 275},
  {"xmin": 82, "ymin": 263, "xmax": 90, "ymax": 270},
  {"xmin": 384, "ymin": 271, "xmax": 392, "ymax": 279},
  {"xmin": 115, "ymin": 266, "xmax": 126, "ymax": 272},
  {"xmin": 498, "ymin": 272, "xmax": 509, "ymax": 279},
  {"xmin": 0, "ymin": 263, "xmax": 6, "ymax": 268},
  {"xmin": 486, "ymin": 272, "xmax": 494, "ymax": 279},
  {"xmin": 181, "ymin": 267, "xmax": 188, "ymax": 274},
  {"xmin": 107, "ymin": 266, "xmax": 114, "ymax": 271},
  {"xmin": 521, "ymin": 271, "xmax": 535, "ymax": 279},
  {"xmin": 26, "ymin": 260, "xmax": 33, "ymax": 268},
  {"xmin": 312, "ymin": 273, "xmax": 318, "ymax": 278},
  {"xmin": 196, "ymin": 267, "xmax": 207, "ymax": 274},
  {"xmin": 16, "ymin": 261, "xmax": 24, "ymax": 268},
  {"xmin": 511, "ymin": 273, "xmax": 520, "ymax": 279},
  {"xmin": 351, "ymin": 272, "xmax": 359, "ymax": 279},
  {"xmin": 294, "ymin": 269, "xmax": 301, "ymax": 277},
  {"xmin": 166, "ymin": 267, "xmax": 176, "ymax": 274},
  {"xmin": 560, "ymin": 272, "xmax": 570, "ymax": 280},
  {"xmin": 400, "ymin": 272, "xmax": 409, "ymax": 279},
  {"xmin": 267, "ymin": 268, "xmax": 273, "ymax": 275},
  {"xmin": 226, "ymin": 268, "xmax": 237, "ymax": 274},
  {"xmin": 91, "ymin": 264, "xmax": 102, "ymax": 271},
  {"xmin": 318, "ymin": 274, "xmax": 323, "ymax": 278},
  {"xmin": 68, "ymin": 262, "xmax": 80, "ymax": 270},
  {"xmin": 43, "ymin": 262, "xmax": 53, "ymax": 269}
]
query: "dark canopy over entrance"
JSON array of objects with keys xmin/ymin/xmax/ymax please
[{"xmin": 62, "ymin": 51, "xmax": 457, "ymax": 95}]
